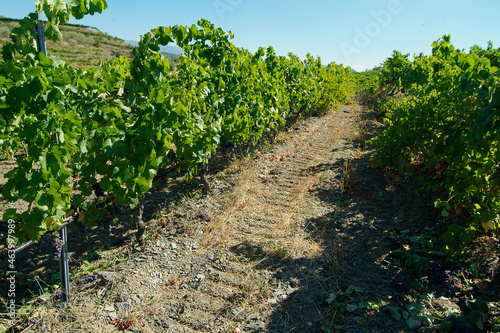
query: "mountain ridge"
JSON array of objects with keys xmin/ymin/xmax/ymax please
[{"xmin": 125, "ymin": 39, "xmax": 184, "ymax": 55}]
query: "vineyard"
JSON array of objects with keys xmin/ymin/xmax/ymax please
[
  {"xmin": 0, "ymin": 2, "xmax": 352, "ymax": 245},
  {"xmin": 1, "ymin": 0, "xmax": 499, "ymax": 332}
]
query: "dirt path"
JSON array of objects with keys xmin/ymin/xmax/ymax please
[{"xmin": 18, "ymin": 105, "xmax": 429, "ymax": 332}]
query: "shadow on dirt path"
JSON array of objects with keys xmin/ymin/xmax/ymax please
[
  {"xmin": 1, "ymin": 105, "xmax": 440, "ymax": 332},
  {"xmin": 261, "ymin": 105, "xmax": 438, "ymax": 332}
]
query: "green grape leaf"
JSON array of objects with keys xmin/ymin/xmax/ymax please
[{"xmin": 45, "ymin": 21, "xmax": 63, "ymax": 43}]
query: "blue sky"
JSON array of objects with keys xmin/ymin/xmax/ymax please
[{"xmin": 1, "ymin": 0, "xmax": 500, "ymax": 71}]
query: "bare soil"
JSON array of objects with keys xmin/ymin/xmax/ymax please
[{"xmin": 2, "ymin": 104, "xmax": 494, "ymax": 332}]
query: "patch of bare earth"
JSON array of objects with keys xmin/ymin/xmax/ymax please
[{"xmin": 9, "ymin": 105, "xmax": 434, "ymax": 332}]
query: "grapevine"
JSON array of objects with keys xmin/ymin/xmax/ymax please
[
  {"xmin": 52, "ymin": 233, "xmax": 63, "ymax": 260},
  {"xmin": 0, "ymin": 2, "xmax": 350, "ymax": 245},
  {"xmin": 372, "ymin": 35, "xmax": 500, "ymax": 253}
]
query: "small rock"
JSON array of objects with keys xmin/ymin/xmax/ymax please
[
  {"xmin": 274, "ymin": 289, "xmax": 284, "ymax": 297},
  {"xmin": 116, "ymin": 302, "xmax": 129, "ymax": 311},
  {"xmin": 246, "ymin": 321, "xmax": 266, "ymax": 330},
  {"xmin": 104, "ymin": 304, "xmax": 115, "ymax": 312},
  {"xmin": 432, "ymin": 297, "xmax": 461, "ymax": 316},
  {"xmin": 170, "ymin": 242, "xmax": 178, "ymax": 250},
  {"xmin": 99, "ymin": 272, "xmax": 118, "ymax": 283}
]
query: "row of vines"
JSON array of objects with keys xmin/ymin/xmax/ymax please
[
  {"xmin": 372, "ymin": 35, "xmax": 499, "ymax": 252},
  {"xmin": 0, "ymin": 0, "xmax": 354, "ymax": 244}
]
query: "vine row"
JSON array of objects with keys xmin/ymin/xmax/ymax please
[
  {"xmin": 372, "ymin": 35, "xmax": 499, "ymax": 252},
  {"xmin": 0, "ymin": 1, "xmax": 353, "ymax": 244}
]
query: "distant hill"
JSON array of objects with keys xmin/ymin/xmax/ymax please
[
  {"xmin": 125, "ymin": 39, "xmax": 183, "ymax": 55},
  {"xmin": 0, "ymin": 18, "xmax": 133, "ymax": 67},
  {"xmin": 125, "ymin": 39, "xmax": 182, "ymax": 66}
]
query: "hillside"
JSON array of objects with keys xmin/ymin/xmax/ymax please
[
  {"xmin": 0, "ymin": 18, "xmax": 134, "ymax": 67},
  {"xmin": 0, "ymin": 18, "xmax": 183, "ymax": 68}
]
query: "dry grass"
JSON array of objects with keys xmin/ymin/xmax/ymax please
[
  {"xmin": 205, "ymin": 157, "xmax": 324, "ymax": 261},
  {"xmin": 204, "ymin": 109, "xmax": 361, "ymax": 265},
  {"xmin": 202, "ymin": 161, "xmax": 257, "ymax": 249}
]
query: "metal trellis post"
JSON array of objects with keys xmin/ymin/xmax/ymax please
[{"xmin": 35, "ymin": 21, "xmax": 70, "ymax": 302}]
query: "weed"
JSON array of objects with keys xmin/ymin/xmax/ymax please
[
  {"xmin": 272, "ymin": 245, "xmax": 288, "ymax": 259},
  {"xmin": 331, "ymin": 160, "xmax": 355, "ymax": 196},
  {"xmin": 323, "ymin": 284, "xmax": 376, "ymax": 330},
  {"xmin": 0, "ymin": 146, "xmax": 13, "ymax": 160}
]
